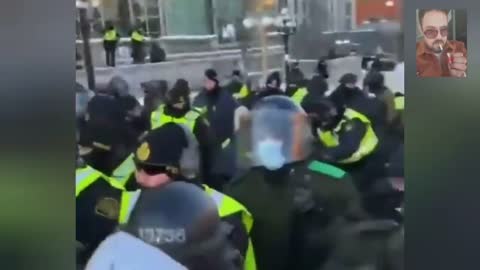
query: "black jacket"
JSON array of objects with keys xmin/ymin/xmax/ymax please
[
  {"xmin": 224, "ymin": 159, "xmax": 368, "ymax": 270},
  {"xmin": 330, "ymin": 85, "xmax": 386, "ymax": 130},
  {"xmin": 193, "ymin": 87, "xmax": 239, "ymax": 176},
  {"xmin": 76, "ymin": 176, "xmax": 122, "ymax": 265},
  {"xmin": 163, "ymin": 105, "xmax": 216, "ymax": 182}
]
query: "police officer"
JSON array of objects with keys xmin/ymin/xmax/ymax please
[
  {"xmin": 286, "ymin": 61, "xmax": 306, "ymax": 96},
  {"xmin": 193, "ymin": 69, "xmax": 242, "ymax": 189},
  {"xmin": 76, "ymin": 158, "xmax": 125, "ymax": 266},
  {"xmin": 102, "ymin": 21, "xmax": 120, "ymax": 67},
  {"xmin": 365, "ymin": 72, "xmax": 397, "ymax": 128},
  {"xmin": 86, "ymin": 182, "xmax": 245, "ymax": 270},
  {"xmin": 363, "ymin": 57, "xmax": 383, "ymax": 91},
  {"xmin": 290, "ymin": 59, "xmax": 329, "ymax": 106},
  {"xmin": 130, "ymin": 24, "xmax": 146, "ymax": 64},
  {"xmin": 117, "ymin": 123, "xmax": 256, "ymax": 269},
  {"xmin": 393, "ymin": 92, "xmax": 404, "ymax": 140},
  {"xmin": 225, "ymin": 96, "xmax": 368, "ymax": 270},
  {"xmin": 227, "ymin": 70, "xmax": 251, "ymax": 100},
  {"xmin": 79, "ymin": 83, "xmax": 128, "ymax": 175},
  {"xmin": 302, "ymin": 97, "xmax": 384, "ymax": 192},
  {"xmin": 249, "ymin": 71, "xmax": 286, "ymax": 107},
  {"xmin": 149, "ymin": 78, "xmax": 215, "ymax": 182},
  {"xmin": 108, "ymin": 76, "xmax": 144, "ymax": 149}
]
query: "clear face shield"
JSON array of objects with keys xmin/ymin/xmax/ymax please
[{"xmin": 237, "ymin": 96, "xmax": 313, "ymax": 170}]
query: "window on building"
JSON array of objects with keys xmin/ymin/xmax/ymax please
[
  {"xmin": 164, "ymin": 0, "xmax": 212, "ymax": 35},
  {"xmin": 131, "ymin": 0, "xmax": 162, "ymax": 37},
  {"xmin": 215, "ymin": 0, "xmax": 245, "ymax": 43}
]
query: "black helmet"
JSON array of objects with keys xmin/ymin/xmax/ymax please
[
  {"xmin": 108, "ymin": 76, "xmax": 130, "ymax": 97},
  {"xmin": 339, "ymin": 73, "xmax": 358, "ymax": 85},
  {"xmin": 124, "ymin": 182, "xmax": 243, "ymax": 270},
  {"xmin": 166, "ymin": 79, "xmax": 191, "ymax": 106},
  {"xmin": 365, "ymin": 71, "xmax": 385, "ymax": 91},
  {"xmin": 302, "ymin": 97, "xmax": 341, "ymax": 130},
  {"xmin": 205, "ymin": 69, "xmax": 219, "ymax": 85},
  {"xmin": 266, "ymin": 71, "xmax": 281, "ymax": 89}
]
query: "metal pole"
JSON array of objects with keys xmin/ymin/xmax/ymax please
[
  {"xmin": 283, "ymin": 22, "xmax": 289, "ymax": 85},
  {"xmin": 78, "ymin": 5, "xmax": 96, "ymax": 90}
]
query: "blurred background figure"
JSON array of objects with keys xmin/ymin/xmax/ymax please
[
  {"xmin": 130, "ymin": 24, "xmax": 146, "ymax": 64},
  {"xmin": 102, "ymin": 21, "xmax": 120, "ymax": 67}
]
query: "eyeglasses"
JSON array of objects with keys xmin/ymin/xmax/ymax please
[
  {"xmin": 135, "ymin": 163, "xmax": 168, "ymax": 175},
  {"xmin": 423, "ymin": 27, "xmax": 448, "ymax": 39}
]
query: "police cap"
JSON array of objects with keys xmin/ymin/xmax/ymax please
[{"xmin": 134, "ymin": 123, "xmax": 189, "ymax": 168}]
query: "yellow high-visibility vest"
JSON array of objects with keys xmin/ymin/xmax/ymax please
[
  {"xmin": 131, "ymin": 31, "xmax": 145, "ymax": 42},
  {"xmin": 233, "ymin": 84, "xmax": 250, "ymax": 99},
  {"xmin": 318, "ymin": 108, "xmax": 379, "ymax": 164},
  {"xmin": 291, "ymin": 87, "xmax": 308, "ymax": 105},
  {"xmin": 150, "ymin": 104, "xmax": 201, "ymax": 131},
  {"xmin": 103, "ymin": 30, "xmax": 118, "ymax": 41},
  {"xmin": 76, "ymin": 165, "xmax": 124, "ymax": 197},
  {"xmin": 394, "ymin": 96, "xmax": 404, "ymax": 110}
]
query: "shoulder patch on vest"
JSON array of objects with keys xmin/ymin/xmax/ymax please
[
  {"xmin": 308, "ymin": 160, "xmax": 346, "ymax": 179},
  {"xmin": 95, "ymin": 197, "xmax": 120, "ymax": 220}
]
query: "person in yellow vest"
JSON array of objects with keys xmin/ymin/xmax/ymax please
[
  {"xmin": 117, "ymin": 123, "xmax": 257, "ymax": 270},
  {"xmin": 111, "ymin": 79, "xmax": 215, "ymax": 188},
  {"xmin": 302, "ymin": 97, "xmax": 383, "ymax": 192},
  {"xmin": 393, "ymin": 93, "xmax": 404, "ymax": 139},
  {"xmin": 130, "ymin": 24, "xmax": 146, "ymax": 64},
  {"xmin": 228, "ymin": 70, "xmax": 252, "ymax": 102},
  {"xmin": 76, "ymin": 162, "xmax": 125, "ymax": 267},
  {"xmin": 103, "ymin": 21, "xmax": 120, "ymax": 67}
]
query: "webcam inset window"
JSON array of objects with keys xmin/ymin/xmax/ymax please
[{"xmin": 416, "ymin": 9, "xmax": 467, "ymax": 78}]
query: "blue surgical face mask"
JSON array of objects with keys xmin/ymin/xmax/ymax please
[{"xmin": 255, "ymin": 139, "xmax": 286, "ymax": 170}]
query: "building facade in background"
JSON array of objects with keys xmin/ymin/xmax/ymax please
[{"xmin": 77, "ymin": 0, "xmax": 281, "ymax": 42}]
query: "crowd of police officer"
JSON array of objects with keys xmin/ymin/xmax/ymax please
[{"xmin": 76, "ymin": 57, "xmax": 404, "ymax": 270}]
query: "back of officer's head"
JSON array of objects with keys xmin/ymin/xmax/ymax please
[
  {"xmin": 366, "ymin": 72, "xmax": 385, "ymax": 93},
  {"xmin": 134, "ymin": 123, "xmax": 189, "ymax": 188},
  {"xmin": 124, "ymin": 182, "xmax": 238, "ymax": 270},
  {"xmin": 166, "ymin": 79, "xmax": 191, "ymax": 109},
  {"xmin": 266, "ymin": 71, "xmax": 281, "ymax": 89},
  {"xmin": 108, "ymin": 76, "xmax": 130, "ymax": 97},
  {"xmin": 302, "ymin": 97, "xmax": 340, "ymax": 128}
]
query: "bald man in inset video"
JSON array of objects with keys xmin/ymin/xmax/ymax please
[{"xmin": 416, "ymin": 9, "xmax": 467, "ymax": 77}]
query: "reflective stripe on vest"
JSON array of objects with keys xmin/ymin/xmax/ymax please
[
  {"xmin": 233, "ymin": 84, "xmax": 250, "ymax": 99},
  {"xmin": 104, "ymin": 30, "xmax": 117, "ymax": 41},
  {"xmin": 394, "ymin": 96, "xmax": 404, "ymax": 110},
  {"xmin": 131, "ymin": 31, "xmax": 144, "ymax": 42},
  {"xmin": 291, "ymin": 87, "xmax": 308, "ymax": 105},
  {"xmin": 76, "ymin": 166, "xmax": 102, "ymax": 196},
  {"xmin": 150, "ymin": 105, "xmax": 200, "ymax": 131},
  {"xmin": 203, "ymin": 185, "xmax": 256, "ymax": 270},
  {"xmin": 111, "ymin": 154, "xmax": 135, "ymax": 186},
  {"xmin": 318, "ymin": 108, "xmax": 379, "ymax": 164},
  {"xmin": 118, "ymin": 190, "xmax": 142, "ymax": 224},
  {"xmin": 76, "ymin": 166, "xmax": 124, "ymax": 196}
]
